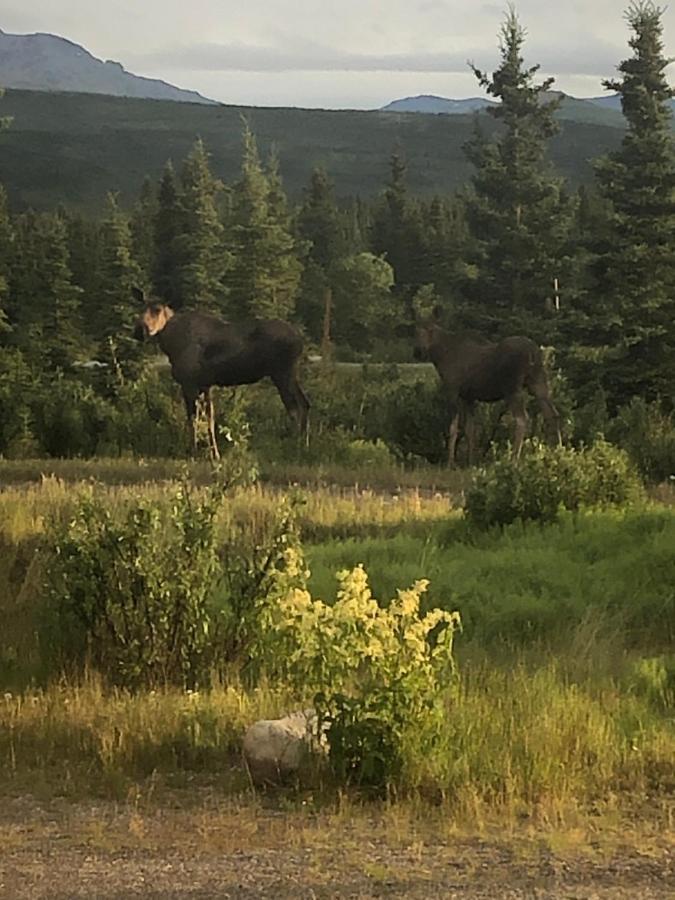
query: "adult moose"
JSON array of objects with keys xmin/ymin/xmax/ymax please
[
  {"xmin": 132, "ymin": 289, "xmax": 309, "ymax": 459},
  {"xmin": 414, "ymin": 313, "xmax": 561, "ymax": 466}
]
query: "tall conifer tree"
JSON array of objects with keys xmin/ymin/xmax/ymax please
[
  {"xmin": 463, "ymin": 8, "xmax": 571, "ymax": 340},
  {"xmin": 591, "ymin": 1, "xmax": 675, "ymax": 405}
]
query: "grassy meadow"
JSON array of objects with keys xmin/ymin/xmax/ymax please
[{"xmin": 0, "ymin": 458, "xmax": 673, "ymax": 843}]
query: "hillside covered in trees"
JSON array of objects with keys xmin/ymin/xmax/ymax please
[{"xmin": 0, "ymin": 87, "xmax": 626, "ymax": 212}]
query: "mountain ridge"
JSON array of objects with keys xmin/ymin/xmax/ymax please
[{"xmin": 0, "ymin": 29, "xmax": 217, "ymax": 105}]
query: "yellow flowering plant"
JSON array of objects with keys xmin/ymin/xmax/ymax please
[{"xmin": 256, "ymin": 557, "xmax": 461, "ymax": 788}]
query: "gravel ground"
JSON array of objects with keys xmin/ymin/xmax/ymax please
[{"xmin": 0, "ymin": 795, "xmax": 673, "ymax": 899}]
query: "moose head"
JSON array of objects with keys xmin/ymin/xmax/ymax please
[{"xmin": 132, "ymin": 287, "xmax": 175, "ymax": 341}]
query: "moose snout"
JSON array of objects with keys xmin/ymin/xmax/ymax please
[{"xmin": 133, "ymin": 320, "xmax": 147, "ymax": 342}]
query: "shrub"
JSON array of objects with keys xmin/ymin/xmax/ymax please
[
  {"xmin": 465, "ymin": 439, "xmax": 645, "ymax": 530},
  {"xmin": 44, "ymin": 458, "xmax": 298, "ymax": 690},
  {"xmin": 256, "ymin": 563, "xmax": 461, "ymax": 789},
  {"xmin": 609, "ymin": 398, "xmax": 675, "ymax": 483}
]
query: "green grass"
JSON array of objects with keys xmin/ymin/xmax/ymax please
[
  {"xmin": 0, "ymin": 463, "xmax": 673, "ymax": 828},
  {"xmin": 306, "ymin": 507, "xmax": 675, "ymax": 651}
]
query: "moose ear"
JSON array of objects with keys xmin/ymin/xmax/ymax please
[{"xmin": 131, "ymin": 286, "xmax": 146, "ymax": 304}]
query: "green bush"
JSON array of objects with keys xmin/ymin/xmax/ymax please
[
  {"xmin": 256, "ymin": 562, "xmax": 461, "ymax": 789},
  {"xmin": 609, "ymin": 398, "xmax": 675, "ymax": 483},
  {"xmin": 465, "ymin": 439, "xmax": 645, "ymax": 530},
  {"xmin": 44, "ymin": 460, "xmax": 298, "ymax": 690}
]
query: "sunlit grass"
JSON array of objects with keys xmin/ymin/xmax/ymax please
[{"xmin": 0, "ymin": 464, "xmax": 673, "ymax": 830}]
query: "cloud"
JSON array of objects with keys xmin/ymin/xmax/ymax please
[{"xmin": 129, "ymin": 35, "xmax": 625, "ymax": 79}]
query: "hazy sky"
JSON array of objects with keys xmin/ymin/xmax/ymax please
[{"xmin": 3, "ymin": 1, "xmax": 675, "ymax": 108}]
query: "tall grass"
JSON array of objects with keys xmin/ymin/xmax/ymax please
[
  {"xmin": 0, "ymin": 470, "xmax": 673, "ymax": 826},
  {"xmin": 1, "ymin": 663, "xmax": 672, "ymax": 825}
]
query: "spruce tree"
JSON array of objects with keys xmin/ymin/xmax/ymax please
[
  {"xmin": 153, "ymin": 162, "xmax": 183, "ymax": 308},
  {"xmin": 591, "ymin": 1, "xmax": 675, "ymax": 406},
  {"xmin": 95, "ymin": 194, "xmax": 143, "ymax": 366},
  {"xmin": 228, "ymin": 125, "xmax": 302, "ymax": 319},
  {"xmin": 463, "ymin": 8, "xmax": 571, "ymax": 340},
  {"xmin": 9, "ymin": 212, "xmax": 82, "ymax": 368},
  {"xmin": 130, "ymin": 176, "xmax": 158, "ymax": 284},
  {"xmin": 371, "ymin": 153, "xmax": 425, "ymax": 297},
  {"xmin": 0, "ymin": 186, "xmax": 13, "ymax": 335},
  {"xmin": 296, "ymin": 167, "xmax": 347, "ymax": 342},
  {"xmin": 174, "ymin": 139, "xmax": 227, "ymax": 312}
]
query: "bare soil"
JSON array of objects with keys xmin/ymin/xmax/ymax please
[{"xmin": 0, "ymin": 793, "xmax": 673, "ymax": 899}]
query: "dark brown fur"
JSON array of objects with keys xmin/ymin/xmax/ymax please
[
  {"xmin": 133, "ymin": 291, "xmax": 309, "ymax": 459},
  {"xmin": 414, "ymin": 322, "xmax": 561, "ymax": 465}
]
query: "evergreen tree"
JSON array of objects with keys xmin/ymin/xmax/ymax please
[
  {"xmin": 153, "ymin": 162, "xmax": 183, "ymax": 308},
  {"xmin": 418, "ymin": 196, "xmax": 473, "ymax": 314},
  {"xmin": 371, "ymin": 152, "xmax": 426, "ymax": 297},
  {"xmin": 0, "ymin": 186, "xmax": 13, "ymax": 335},
  {"xmin": 95, "ymin": 194, "xmax": 143, "ymax": 366},
  {"xmin": 228, "ymin": 125, "xmax": 302, "ymax": 319},
  {"xmin": 130, "ymin": 176, "xmax": 158, "ymax": 283},
  {"xmin": 462, "ymin": 8, "xmax": 571, "ymax": 340},
  {"xmin": 9, "ymin": 211, "xmax": 82, "ymax": 368},
  {"xmin": 174, "ymin": 139, "xmax": 227, "ymax": 312},
  {"xmin": 296, "ymin": 168, "xmax": 347, "ymax": 341},
  {"xmin": 590, "ymin": 1, "xmax": 675, "ymax": 406}
]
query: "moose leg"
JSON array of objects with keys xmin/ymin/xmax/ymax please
[
  {"xmin": 182, "ymin": 388, "xmax": 199, "ymax": 458},
  {"xmin": 530, "ymin": 381, "xmax": 562, "ymax": 447},
  {"xmin": 447, "ymin": 410, "xmax": 460, "ymax": 467},
  {"xmin": 292, "ymin": 379, "xmax": 311, "ymax": 447},
  {"xmin": 205, "ymin": 388, "xmax": 220, "ymax": 462},
  {"xmin": 508, "ymin": 394, "xmax": 529, "ymax": 459},
  {"xmin": 272, "ymin": 372, "xmax": 307, "ymax": 441},
  {"xmin": 465, "ymin": 403, "xmax": 478, "ymax": 467}
]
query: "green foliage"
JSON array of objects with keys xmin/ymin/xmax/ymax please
[
  {"xmin": 0, "ymin": 347, "xmax": 39, "ymax": 456},
  {"xmin": 257, "ymin": 562, "xmax": 460, "ymax": 788},
  {"xmin": 93, "ymin": 193, "xmax": 143, "ymax": 368},
  {"xmin": 589, "ymin": 1, "xmax": 675, "ymax": 406},
  {"xmin": 370, "ymin": 152, "xmax": 426, "ymax": 299},
  {"xmin": 174, "ymin": 139, "xmax": 227, "ymax": 313},
  {"xmin": 227, "ymin": 125, "xmax": 302, "ymax": 319},
  {"xmin": 46, "ymin": 458, "xmax": 291, "ymax": 689},
  {"xmin": 627, "ymin": 655, "xmax": 675, "ymax": 711},
  {"xmin": 47, "ymin": 478, "xmax": 228, "ymax": 689},
  {"xmin": 463, "ymin": 9, "xmax": 573, "ymax": 340},
  {"xmin": 609, "ymin": 397, "xmax": 675, "ymax": 482},
  {"xmin": 330, "ymin": 253, "xmax": 397, "ymax": 352},
  {"xmin": 465, "ymin": 439, "xmax": 645, "ymax": 529},
  {"xmin": 153, "ymin": 162, "xmax": 183, "ymax": 307}
]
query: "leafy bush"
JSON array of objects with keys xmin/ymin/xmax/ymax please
[
  {"xmin": 626, "ymin": 655, "xmax": 675, "ymax": 711},
  {"xmin": 45, "ymin": 459, "xmax": 298, "ymax": 690},
  {"xmin": 609, "ymin": 398, "xmax": 675, "ymax": 483},
  {"xmin": 465, "ymin": 439, "xmax": 645, "ymax": 530},
  {"xmin": 256, "ymin": 562, "xmax": 461, "ymax": 788}
]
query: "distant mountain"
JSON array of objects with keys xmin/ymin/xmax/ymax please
[
  {"xmin": 381, "ymin": 95, "xmax": 496, "ymax": 114},
  {"xmin": 588, "ymin": 93, "xmax": 675, "ymax": 114},
  {"xmin": 381, "ymin": 91, "xmax": 626, "ymax": 128},
  {"xmin": 587, "ymin": 95, "xmax": 623, "ymax": 111},
  {"xmin": 0, "ymin": 29, "xmax": 216, "ymax": 104}
]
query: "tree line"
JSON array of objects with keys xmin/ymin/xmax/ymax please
[{"xmin": 0, "ymin": 1, "xmax": 673, "ymax": 441}]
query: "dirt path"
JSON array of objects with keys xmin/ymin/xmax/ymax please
[{"xmin": 0, "ymin": 795, "xmax": 673, "ymax": 899}]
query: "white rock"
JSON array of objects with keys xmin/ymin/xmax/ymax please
[{"xmin": 242, "ymin": 709, "xmax": 322, "ymax": 786}]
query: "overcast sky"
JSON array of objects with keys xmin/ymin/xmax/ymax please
[{"xmin": 3, "ymin": 1, "xmax": 675, "ymax": 108}]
